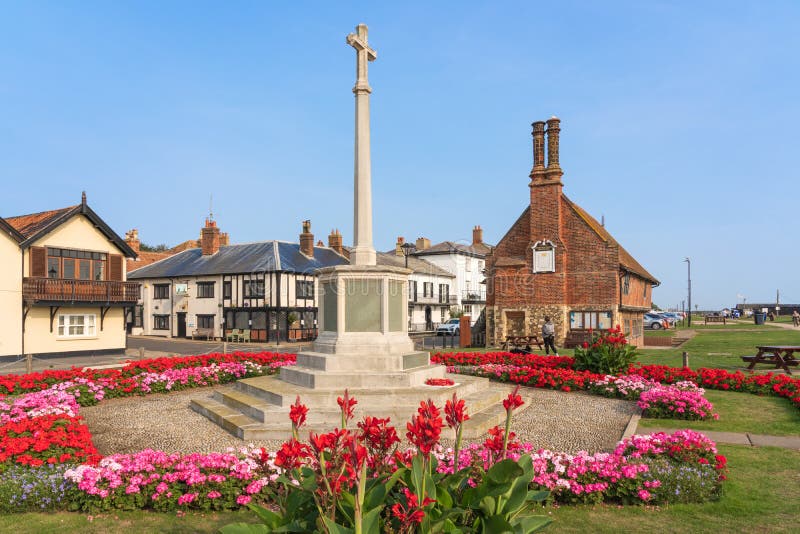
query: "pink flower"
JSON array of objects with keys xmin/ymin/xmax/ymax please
[{"xmin": 237, "ymin": 495, "xmax": 252, "ymax": 505}]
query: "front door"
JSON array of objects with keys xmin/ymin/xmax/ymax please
[
  {"xmin": 425, "ymin": 306, "xmax": 432, "ymax": 330},
  {"xmin": 176, "ymin": 312, "xmax": 187, "ymax": 338}
]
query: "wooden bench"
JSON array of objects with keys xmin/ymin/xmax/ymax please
[
  {"xmin": 191, "ymin": 328, "xmax": 215, "ymax": 340},
  {"xmin": 704, "ymin": 316, "xmax": 727, "ymax": 325}
]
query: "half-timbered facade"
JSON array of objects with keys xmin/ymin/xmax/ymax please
[
  {"xmin": 0, "ymin": 193, "xmax": 139, "ymax": 357},
  {"xmin": 128, "ymin": 220, "xmax": 347, "ymax": 342}
]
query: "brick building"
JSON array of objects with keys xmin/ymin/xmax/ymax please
[{"xmin": 486, "ymin": 118, "xmax": 659, "ymax": 348}]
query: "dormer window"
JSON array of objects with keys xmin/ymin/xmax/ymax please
[{"xmin": 532, "ymin": 240, "xmax": 555, "ymax": 273}]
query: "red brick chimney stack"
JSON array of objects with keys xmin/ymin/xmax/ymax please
[
  {"xmin": 300, "ymin": 220, "xmax": 314, "ymax": 258},
  {"xmin": 219, "ymin": 232, "xmax": 230, "ymax": 247},
  {"xmin": 328, "ymin": 229, "xmax": 343, "ymax": 255},
  {"xmin": 544, "ymin": 116, "xmax": 563, "ymax": 183},
  {"xmin": 472, "ymin": 225, "xmax": 483, "ymax": 246},
  {"xmin": 201, "ymin": 218, "xmax": 221, "ymax": 255},
  {"xmin": 125, "ymin": 229, "xmax": 141, "ymax": 254},
  {"xmin": 530, "ymin": 121, "xmax": 547, "ymax": 181}
]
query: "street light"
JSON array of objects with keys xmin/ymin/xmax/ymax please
[
  {"xmin": 401, "ymin": 242, "xmax": 415, "ymax": 269},
  {"xmin": 684, "ymin": 257, "xmax": 692, "ymax": 327}
]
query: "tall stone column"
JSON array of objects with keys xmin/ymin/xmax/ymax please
[{"xmin": 347, "ymin": 24, "xmax": 377, "ymax": 266}]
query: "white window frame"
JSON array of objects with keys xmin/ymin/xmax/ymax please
[{"xmin": 57, "ymin": 314, "xmax": 97, "ymax": 338}]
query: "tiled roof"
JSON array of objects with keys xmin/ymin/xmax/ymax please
[
  {"xmin": 413, "ymin": 240, "xmax": 493, "ymax": 257},
  {"xmin": 376, "ymin": 252, "xmax": 455, "ymax": 277},
  {"xmin": 563, "ymin": 196, "xmax": 659, "ymax": 284},
  {"xmin": 5, "ymin": 206, "xmax": 78, "ymax": 238},
  {"xmin": 128, "ymin": 241, "xmax": 348, "ymax": 279}
]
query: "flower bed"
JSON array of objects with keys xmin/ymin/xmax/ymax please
[{"xmin": 0, "ymin": 351, "xmax": 730, "ymax": 520}]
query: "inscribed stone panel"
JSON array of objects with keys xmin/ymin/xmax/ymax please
[
  {"xmin": 322, "ymin": 281, "xmax": 338, "ymax": 332},
  {"xmin": 345, "ymin": 279, "xmax": 381, "ymax": 332},
  {"xmin": 388, "ymin": 280, "xmax": 404, "ymax": 332}
]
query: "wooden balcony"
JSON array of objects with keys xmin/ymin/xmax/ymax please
[{"xmin": 23, "ymin": 277, "xmax": 140, "ymax": 305}]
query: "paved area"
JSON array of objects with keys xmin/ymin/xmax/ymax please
[
  {"xmin": 639, "ymin": 426, "xmax": 800, "ymax": 451},
  {"xmin": 80, "ymin": 385, "xmax": 639, "ymax": 456}
]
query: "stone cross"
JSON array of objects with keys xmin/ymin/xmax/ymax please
[{"xmin": 347, "ymin": 23, "xmax": 377, "ymax": 266}]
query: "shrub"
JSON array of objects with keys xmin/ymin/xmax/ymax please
[
  {"xmin": 641, "ymin": 457, "xmax": 723, "ymax": 504},
  {"xmin": 571, "ymin": 327, "xmax": 638, "ymax": 375},
  {"xmin": 0, "ymin": 464, "xmax": 76, "ymax": 512}
]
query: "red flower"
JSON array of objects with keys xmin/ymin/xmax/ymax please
[
  {"xmin": 406, "ymin": 399, "xmax": 443, "ymax": 456},
  {"xmin": 337, "ymin": 389, "xmax": 357, "ymax": 426},
  {"xmin": 444, "ymin": 393, "xmax": 469, "ymax": 429},
  {"xmin": 289, "ymin": 396, "xmax": 308, "ymax": 430},
  {"xmin": 392, "ymin": 487, "xmax": 434, "ymax": 526},
  {"xmin": 503, "ymin": 385, "xmax": 524, "ymax": 412},
  {"xmin": 357, "ymin": 416, "xmax": 400, "ymax": 453},
  {"xmin": 274, "ymin": 438, "xmax": 311, "ymax": 470}
]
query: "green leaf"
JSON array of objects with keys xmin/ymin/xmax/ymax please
[
  {"xmin": 511, "ymin": 515, "xmax": 553, "ymax": 533},
  {"xmin": 526, "ymin": 490, "xmax": 550, "ymax": 503},
  {"xmin": 437, "ymin": 484, "xmax": 454, "ymax": 509},
  {"xmin": 411, "ymin": 454, "xmax": 425, "ymax": 494},
  {"xmin": 482, "ymin": 515, "xmax": 514, "ymax": 533},
  {"xmin": 246, "ymin": 504, "xmax": 282, "ymax": 528},
  {"xmin": 487, "ymin": 459, "xmax": 523, "ymax": 484},
  {"xmin": 361, "ymin": 505, "xmax": 384, "ymax": 534},
  {"xmin": 503, "ymin": 476, "xmax": 530, "ymax": 514},
  {"xmin": 479, "ymin": 495, "xmax": 496, "ymax": 516},
  {"xmin": 219, "ymin": 523, "xmax": 271, "ymax": 534},
  {"xmin": 363, "ymin": 482, "xmax": 386, "ymax": 511},
  {"xmin": 320, "ymin": 516, "xmax": 355, "ymax": 534}
]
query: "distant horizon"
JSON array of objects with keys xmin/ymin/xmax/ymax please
[{"xmin": 2, "ymin": 2, "xmax": 799, "ymax": 310}]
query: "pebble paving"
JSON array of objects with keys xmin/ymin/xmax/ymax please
[{"xmin": 81, "ymin": 386, "xmax": 639, "ymax": 456}]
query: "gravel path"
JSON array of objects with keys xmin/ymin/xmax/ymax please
[{"xmin": 81, "ymin": 387, "xmax": 639, "ymax": 456}]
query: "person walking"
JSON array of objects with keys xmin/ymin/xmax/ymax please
[
  {"xmin": 542, "ymin": 316, "xmax": 557, "ymax": 355},
  {"xmin": 792, "ymin": 310, "xmax": 800, "ymax": 327}
]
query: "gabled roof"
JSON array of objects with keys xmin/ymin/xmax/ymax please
[
  {"xmin": 563, "ymin": 196, "xmax": 659, "ymax": 285},
  {"xmin": 127, "ymin": 241, "xmax": 348, "ymax": 279},
  {"xmin": 5, "ymin": 206, "xmax": 78, "ymax": 238},
  {"xmin": 376, "ymin": 252, "xmax": 455, "ymax": 278},
  {"xmin": 4, "ymin": 195, "xmax": 137, "ymax": 258},
  {"xmin": 0, "ymin": 216, "xmax": 25, "ymax": 243}
]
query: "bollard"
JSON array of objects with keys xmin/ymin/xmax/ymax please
[
  {"xmin": 223, "ymin": 341, "xmax": 228, "ymax": 355},
  {"xmin": 682, "ymin": 351, "xmax": 689, "ymax": 368},
  {"xmin": 138, "ymin": 347, "xmax": 145, "ymax": 360},
  {"xmin": 25, "ymin": 354, "xmax": 33, "ymax": 374}
]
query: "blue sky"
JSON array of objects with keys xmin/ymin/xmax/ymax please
[{"xmin": 1, "ymin": 1, "xmax": 798, "ymax": 310}]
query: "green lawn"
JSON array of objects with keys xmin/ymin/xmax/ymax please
[
  {"xmin": 638, "ymin": 389, "xmax": 800, "ymax": 436},
  {"xmin": 546, "ymin": 444, "xmax": 800, "ymax": 533},
  {"xmin": 636, "ymin": 328, "xmax": 800, "ymax": 371}
]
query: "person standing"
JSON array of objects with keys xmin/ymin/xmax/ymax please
[
  {"xmin": 792, "ymin": 310, "xmax": 800, "ymax": 327},
  {"xmin": 542, "ymin": 316, "xmax": 557, "ymax": 355}
]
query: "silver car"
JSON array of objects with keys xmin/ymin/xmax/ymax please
[
  {"xmin": 644, "ymin": 313, "xmax": 667, "ymax": 330},
  {"xmin": 436, "ymin": 318, "xmax": 460, "ymax": 336}
]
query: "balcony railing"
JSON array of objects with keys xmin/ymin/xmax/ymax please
[
  {"xmin": 408, "ymin": 294, "xmax": 459, "ymax": 305},
  {"xmin": 461, "ymin": 290, "xmax": 486, "ymax": 303},
  {"xmin": 23, "ymin": 277, "xmax": 141, "ymax": 304}
]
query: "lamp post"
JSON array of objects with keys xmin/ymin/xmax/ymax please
[
  {"xmin": 401, "ymin": 242, "xmax": 415, "ymax": 269},
  {"xmin": 684, "ymin": 257, "xmax": 692, "ymax": 327}
]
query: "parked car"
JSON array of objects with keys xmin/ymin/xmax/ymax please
[
  {"xmin": 660, "ymin": 312, "xmax": 683, "ymax": 323},
  {"xmin": 436, "ymin": 318, "xmax": 461, "ymax": 336},
  {"xmin": 644, "ymin": 313, "xmax": 668, "ymax": 330}
]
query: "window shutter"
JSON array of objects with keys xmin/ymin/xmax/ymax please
[
  {"xmin": 109, "ymin": 254, "xmax": 123, "ymax": 281},
  {"xmin": 30, "ymin": 247, "xmax": 47, "ymax": 277}
]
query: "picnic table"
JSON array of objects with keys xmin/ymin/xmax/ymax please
[
  {"xmin": 704, "ymin": 315, "xmax": 727, "ymax": 325},
  {"xmin": 741, "ymin": 345, "xmax": 800, "ymax": 375},
  {"xmin": 503, "ymin": 335, "xmax": 543, "ymax": 352}
]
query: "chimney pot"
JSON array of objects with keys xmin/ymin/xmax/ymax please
[
  {"xmin": 472, "ymin": 225, "xmax": 483, "ymax": 245},
  {"xmin": 300, "ymin": 220, "xmax": 314, "ymax": 258},
  {"xmin": 201, "ymin": 218, "xmax": 221, "ymax": 255},
  {"xmin": 328, "ymin": 228, "xmax": 343, "ymax": 255},
  {"xmin": 125, "ymin": 229, "xmax": 141, "ymax": 254}
]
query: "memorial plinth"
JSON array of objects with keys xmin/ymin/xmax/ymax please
[{"xmin": 190, "ymin": 23, "xmax": 528, "ymax": 440}]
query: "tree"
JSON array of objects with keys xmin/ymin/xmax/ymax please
[{"xmin": 140, "ymin": 242, "xmax": 169, "ymax": 252}]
